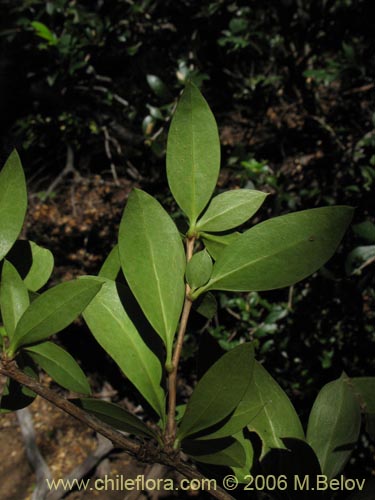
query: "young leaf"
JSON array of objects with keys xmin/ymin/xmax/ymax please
[
  {"xmin": 306, "ymin": 374, "xmax": 361, "ymax": 479},
  {"xmin": 74, "ymin": 398, "xmax": 157, "ymax": 439},
  {"xmin": 183, "ymin": 437, "xmax": 246, "ymax": 467},
  {"xmin": 83, "ymin": 278, "xmax": 166, "ymax": 422},
  {"xmin": 186, "ymin": 249, "xmax": 213, "ymax": 289},
  {"xmin": 201, "ymin": 232, "xmax": 240, "ymax": 261},
  {"xmin": 246, "ymin": 362, "xmax": 305, "ymax": 457},
  {"xmin": 0, "ymin": 150, "xmax": 27, "ymax": 261},
  {"xmin": 25, "ymin": 341, "xmax": 91, "ymax": 395},
  {"xmin": 194, "ymin": 292, "xmax": 217, "ymax": 320},
  {"xmin": 9, "ymin": 278, "xmax": 102, "ymax": 354},
  {"xmin": 196, "ymin": 189, "xmax": 267, "ymax": 232},
  {"xmin": 166, "ymin": 82, "xmax": 220, "ymax": 226},
  {"xmin": 98, "ymin": 245, "xmax": 121, "ymax": 280},
  {"xmin": 23, "ymin": 242, "xmax": 54, "ymax": 292},
  {"xmin": 0, "ymin": 260, "xmax": 30, "ymax": 339},
  {"xmin": 196, "ymin": 206, "xmax": 354, "ymax": 295},
  {"xmin": 119, "ymin": 189, "xmax": 185, "ymax": 361},
  {"xmin": 177, "ymin": 343, "xmax": 254, "ymax": 441}
]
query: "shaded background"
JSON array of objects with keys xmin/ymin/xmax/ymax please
[{"xmin": 0, "ymin": 0, "xmax": 374, "ymax": 493}]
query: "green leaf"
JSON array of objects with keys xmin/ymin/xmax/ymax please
[
  {"xmin": 9, "ymin": 278, "xmax": 102, "ymax": 354},
  {"xmin": 146, "ymin": 74, "xmax": 172, "ymax": 101},
  {"xmin": 246, "ymin": 362, "xmax": 305, "ymax": 457},
  {"xmin": 196, "ymin": 189, "xmax": 267, "ymax": 232},
  {"xmin": 0, "ymin": 260, "xmax": 29, "ymax": 339},
  {"xmin": 30, "ymin": 21, "xmax": 57, "ymax": 44},
  {"xmin": 183, "ymin": 437, "xmax": 246, "ymax": 467},
  {"xmin": 166, "ymin": 82, "xmax": 220, "ymax": 225},
  {"xmin": 231, "ymin": 432, "xmax": 254, "ymax": 483},
  {"xmin": 197, "ymin": 206, "xmax": 354, "ymax": 295},
  {"xmin": 0, "ymin": 355, "xmax": 37, "ymax": 413},
  {"xmin": 0, "ymin": 150, "xmax": 27, "ymax": 261},
  {"xmin": 74, "ymin": 398, "xmax": 157, "ymax": 439},
  {"xmin": 186, "ymin": 250, "xmax": 212, "ymax": 289},
  {"xmin": 6, "ymin": 240, "xmax": 54, "ymax": 291},
  {"xmin": 352, "ymin": 221, "xmax": 375, "ymax": 243},
  {"xmin": 194, "ymin": 292, "xmax": 217, "ymax": 319},
  {"xmin": 202, "ymin": 232, "xmax": 240, "ymax": 260},
  {"xmin": 346, "ymin": 245, "xmax": 375, "ymax": 275},
  {"xmin": 119, "ymin": 189, "xmax": 185, "ymax": 361},
  {"xmin": 25, "ymin": 341, "xmax": 91, "ymax": 394},
  {"xmin": 177, "ymin": 343, "xmax": 254, "ymax": 441},
  {"xmin": 196, "ymin": 381, "xmax": 266, "ymax": 440},
  {"xmin": 99, "ymin": 245, "xmax": 121, "ymax": 280},
  {"xmin": 306, "ymin": 374, "xmax": 361, "ymax": 479},
  {"xmin": 23, "ymin": 242, "xmax": 54, "ymax": 292},
  {"xmin": 83, "ymin": 278, "xmax": 166, "ymax": 422}
]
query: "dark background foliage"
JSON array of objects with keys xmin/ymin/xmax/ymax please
[{"xmin": 1, "ymin": 0, "xmax": 374, "ymax": 483}]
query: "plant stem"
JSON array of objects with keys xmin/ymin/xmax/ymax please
[
  {"xmin": 0, "ymin": 357, "xmax": 234, "ymax": 500},
  {"xmin": 165, "ymin": 236, "xmax": 195, "ymax": 447}
]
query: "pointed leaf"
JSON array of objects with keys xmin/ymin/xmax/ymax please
[
  {"xmin": 0, "ymin": 260, "xmax": 30, "ymax": 338},
  {"xmin": 25, "ymin": 341, "xmax": 91, "ymax": 394},
  {"xmin": 196, "ymin": 189, "xmax": 267, "ymax": 232},
  {"xmin": 0, "ymin": 150, "xmax": 27, "ymax": 260},
  {"xmin": 119, "ymin": 189, "xmax": 185, "ymax": 361},
  {"xmin": 183, "ymin": 437, "xmax": 246, "ymax": 467},
  {"xmin": 166, "ymin": 82, "xmax": 220, "ymax": 225},
  {"xmin": 23, "ymin": 242, "xmax": 54, "ymax": 292},
  {"xmin": 9, "ymin": 278, "xmax": 102, "ymax": 354},
  {"xmin": 83, "ymin": 278, "xmax": 166, "ymax": 421},
  {"xmin": 186, "ymin": 249, "xmax": 212, "ymax": 289},
  {"xmin": 177, "ymin": 343, "xmax": 254, "ymax": 441},
  {"xmin": 306, "ymin": 374, "xmax": 361, "ymax": 479},
  {"xmin": 198, "ymin": 206, "xmax": 354, "ymax": 294},
  {"xmin": 202, "ymin": 232, "xmax": 240, "ymax": 260},
  {"xmin": 246, "ymin": 362, "xmax": 305, "ymax": 457},
  {"xmin": 74, "ymin": 398, "xmax": 157, "ymax": 439},
  {"xmin": 99, "ymin": 245, "xmax": 121, "ymax": 280}
]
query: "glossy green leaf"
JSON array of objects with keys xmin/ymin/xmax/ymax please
[
  {"xmin": 23, "ymin": 242, "xmax": 54, "ymax": 292},
  {"xmin": 119, "ymin": 189, "xmax": 185, "ymax": 361},
  {"xmin": 166, "ymin": 82, "xmax": 220, "ymax": 225},
  {"xmin": 202, "ymin": 232, "xmax": 240, "ymax": 260},
  {"xmin": 306, "ymin": 374, "xmax": 361, "ymax": 479},
  {"xmin": 186, "ymin": 250, "xmax": 212, "ymax": 289},
  {"xmin": 9, "ymin": 278, "xmax": 102, "ymax": 354},
  {"xmin": 83, "ymin": 278, "xmax": 166, "ymax": 421},
  {"xmin": 0, "ymin": 150, "xmax": 27, "ymax": 261},
  {"xmin": 25, "ymin": 341, "xmax": 91, "ymax": 394},
  {"xmin": 177, "ymin": 343, "xmax": 254, "ymax": 441},
  {"xmin": 246, "ymin": 362, "xmax": 305, "ymax": 457},
  {"xmin": 196, "ymin": 189, "xmax": 267, "ymax": 232},
  {"xmin": 99, "ymin": 245, "xmax": 120, "ymax": 280},
  {"xmin": 74, "ymin": 398, "xmax": 157, "ymax": 439},
  {"xmin": 0, "ymin": 260, "xmax": 29, "ymax": 339},
  {"xmin": 0, "ymin": 355, "xmax": 37, "ymax": 413},
  {"xmin": 183, "ymin": 437, "xmax": 246, "ymax": 467},
  {"xmin": 196, "ymin": 206, "xmax": 354, "ymax": 295}
]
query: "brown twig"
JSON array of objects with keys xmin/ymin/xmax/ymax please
[
  {"xmin": 0, "ymin": 357, "xmax": 233, "ymax": 500},
  {"xmin": 165, "ymin": 237, "xmax": 195, "ymax": 448}
]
